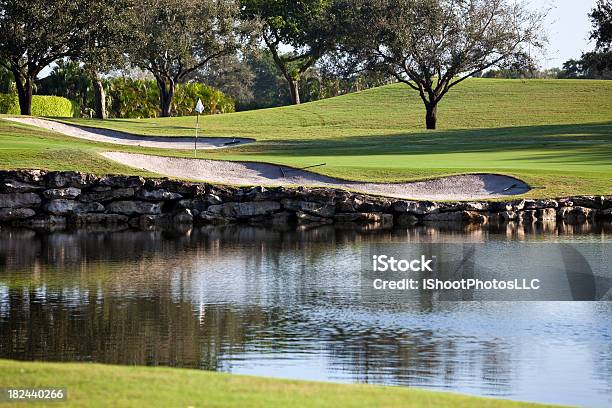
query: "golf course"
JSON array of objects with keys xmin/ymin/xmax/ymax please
[{"xmin": 1, "ymin": 78, "xmax": 611, "ymax": 199}]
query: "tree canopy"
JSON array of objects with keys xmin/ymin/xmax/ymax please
[
  {"xmin": 336, "ymin": 0, "xmax": 545, "ymax": 129},
  {"xmin": 129, "ymin": 0, "xmax": 247, "ymax": 117},
  {"xmin": 590, "ymin": 0, "xmax": 612, "ymax": 51},
  {"xmin": 0, "ymin": 0, "xmax": 96, "ymax": 114},
  {"xmin": 241, "ymin": 0, "xmax": 338, "ymax": 104}
]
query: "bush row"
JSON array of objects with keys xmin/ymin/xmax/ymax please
[{"xmin": 0, "ymin": 94, "xmax": 77, "ymax": 117}]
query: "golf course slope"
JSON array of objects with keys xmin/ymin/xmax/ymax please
[{"xmin": 102, "ymin": 151, "xmax": 529, "ymax": 200}]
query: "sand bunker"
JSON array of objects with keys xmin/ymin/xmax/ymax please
[
  {"xmin": 102, "ymin": 152, "xmax": 530, "ymax": 200},
  {"xmin": 5, "ymin": 117, "xmax": 253, "ymax": 149}
]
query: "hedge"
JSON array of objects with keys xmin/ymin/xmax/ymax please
[{"xmin": 0, "ymin": 94, "xmax": 77, "ymax": 117}]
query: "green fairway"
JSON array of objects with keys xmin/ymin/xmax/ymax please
[
  {"xmin": 2, "ymin": 78, "xmax": 612, "ymax": 197},
  {"xmin": 0, "ymin": 359, "xmax": 557, "ymax": 408}
]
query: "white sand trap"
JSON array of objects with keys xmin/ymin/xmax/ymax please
[
  {"xmin": 102, "ymin": 152, "xmax": 530, "ymax": 200},
  {"xmin": 5, "ymin": 117, "xmax": 253, "ymax": 149}
]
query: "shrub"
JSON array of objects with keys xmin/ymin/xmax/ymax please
[
  {"xmin": 0, "ymin": 93, "xmax": 17, "ymax": 113},
  {"xmin": 106, "ymin": 78, "xmax": 160, "ymax": 119},
  {"xmin": 105, "ymin": 77, "xmax": 235, "ymax": 118},
  {"xmin": 0, "ymin": 94, "xmax": 77, "ymax": 117},
  {"xmin": 173, "ymin": 82, "xmax": 235, "ymax": 116}
]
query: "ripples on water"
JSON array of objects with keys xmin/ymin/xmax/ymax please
[{"xmin": 0, "ymin": 222, "xmax": 611, "ymax": 407}]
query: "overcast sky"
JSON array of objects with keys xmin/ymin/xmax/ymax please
[{"xmin": 534, "ymin": 0, "xmax": 597, "ymax": 68}]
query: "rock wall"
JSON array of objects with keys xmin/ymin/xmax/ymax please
[{"xmin": 0, "ymin": 170, "xmax": 610, "ymax": 230}]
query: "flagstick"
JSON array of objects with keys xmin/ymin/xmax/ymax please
[
  {"xmin": 194, "ymin": 98, "xmax": 204, "ymax": 157},
  {"xmin": 194, "ymin": 112, "xmax": 199, "ymax": 157}
]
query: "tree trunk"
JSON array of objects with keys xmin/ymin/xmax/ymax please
[
  {"xmin": 289, "ymin": 79, "xmax": 301, "ymax": 105},
  {"xmin": 92, "ymin": 72, "xmax": 107, "ymax": 119},
  {"xmin": 12, "ymin": 70, "xmax": 33, "ymax": 116},
  {"xmin": 157, "ymin": 78, "xmax": 175, "ymax": 117},
  {"xmin": 425, "ymin": 103, "xmax": 437, "ymax": 130}
]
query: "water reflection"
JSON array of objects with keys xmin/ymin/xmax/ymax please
[{"xmin": 0, "ymin": 223, "xmax": 611, "ymax": 407}]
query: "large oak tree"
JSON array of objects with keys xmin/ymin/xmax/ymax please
[
  {"xmin": 0, "ymin": 0, "xmax": 95, "ymax": 115},
  {"xmin": 79, "ymin": 0, "xmax": 136, "ymax": 119},
  {"xmin": 241, "ymin": 0, "xmax": 338, "ymax": 105},
  {"xmin": 337, "ymin": 0, "xmax": 545, "ymax": 129},
  {"xmin": 129, "ymin": 0, "xmax": 246, "ymax": 117}
]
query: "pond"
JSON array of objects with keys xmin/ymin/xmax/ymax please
[{"xmin": 0, "ymin": 223, "xmax": 611, "ymax": 407}]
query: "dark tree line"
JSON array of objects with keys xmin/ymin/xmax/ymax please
[{"xmin": 1, "ymin": 0, "xmax": 546, "ymax": 129}]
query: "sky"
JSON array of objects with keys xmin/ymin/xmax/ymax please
[{"xmin": 534, "ymin": 0, "xmax": 597, "ymax": 68}]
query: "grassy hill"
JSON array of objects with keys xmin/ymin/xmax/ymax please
[{"xmin": 1, "ymin": 78, "xmax": 612, "ymax": 197}]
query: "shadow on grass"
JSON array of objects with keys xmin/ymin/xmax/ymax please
[{"xmin": 225, "ymin": 122, "xmax": 612, "ymax": 162}]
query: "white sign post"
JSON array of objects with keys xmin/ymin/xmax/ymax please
[{"xmin": 194, "ymin": 98, "xmax": 205, "ymax": 157}]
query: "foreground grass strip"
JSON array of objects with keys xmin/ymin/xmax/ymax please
[{"xmin": 0, "ymin": 359, "xmax": 559, "ymax": 408}]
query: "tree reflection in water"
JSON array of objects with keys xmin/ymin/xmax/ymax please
[{"xmin": 0, "ymin": 223, "xmax": 610, "ymax": 403}]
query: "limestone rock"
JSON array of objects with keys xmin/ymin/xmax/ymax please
[
  {"xmin": 0, "ymin": 169, "xmax": 45, "ymax": 183},
  {"xmin": 207, "ymin": 201, "xmax": 280, "ymax": 219},
  {"xmin": 335, "ymin": 198, "xmax": 357, "ymax": 213},
  {"xmin": 524, "ymin": 199, "xmax": 558, "ymax": 210},
  {"xmin": 423, "ymin": 211, "xmax": 486, "ymax": 223},
  {"xmin": 393, "ymin": 200, "xmax": 439, "ymax": 215},
  {"xmin": 281, "ymin": 199, "xmax": 335, "ymax": 218},
  {"xmin": 44, "ymin": 199, "xmax": 104, "ymax": 215},
  {"xmin": 356, "ymin": 197, "xmax": 392, "ymax": 212},
  {"xmin": 248, "ymin": 186, "xmax": 294, "ymax": 202},
  {"xmin": 80, "ymin": 188, "xmax": 135, "ymax": 202},
  {"xmin": 43, "ymin": 187, "xmax": 81, "ymax": 199},
  {"xmin": 1, "ymin": 180, "xmax": 44, "ymax": 193},
  {"xmin": 46, "ymin": 171, "xmax": 94, "ymax": 188},
  {"xmin": 444, "ymin": 202, "xmax": 490, "ymax": 212},
  {"xmin": 98, "ymin": 175, "xmax": 145, "ymax": 188},
  {"xmin": 107, "ymin": 201, "xmax": 162, "ymax": 215},
  {"xmin": 148, "ymin": 179, "xmax": 203, "ymax": 194},
  {"xmin": 0, "ymin": 192, "xmax": 41, "ymax": 208},
  {"xmin": 137, "ymin": 189, "xmax": 182, "ymax": 201},
  {"xmin": 0, "ymin": 208, "xmax": 36, "ymax": 221},
  {"xmin": 571, "ymin": 196, "xmax": 602, "ymax": 209}
]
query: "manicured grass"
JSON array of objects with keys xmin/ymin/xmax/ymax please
[
  {"xmin": 62, "ymin": 79, "xmax": 612, "ymax": 139},
  {"xmin": 0, "ymin": 359, "xmax": 558, "ymax": 408},
  {"xmin": 1, "ymin": 78, "xmax": 612, "ymax": 197},
  {"xmin": 0, "ymin": 118, "xmax": 156, "ymax": 176}
]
